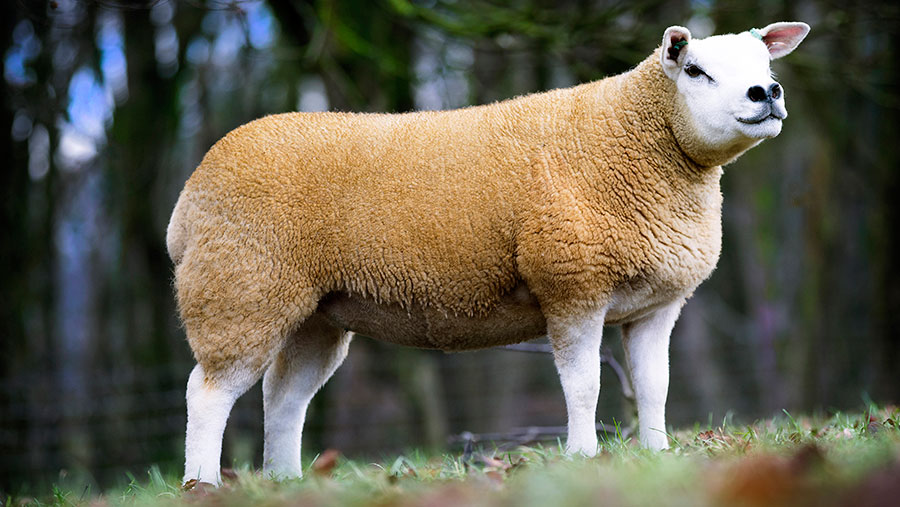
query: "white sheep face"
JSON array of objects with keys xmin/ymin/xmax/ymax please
[{"xmin": 660, "ymin": 22, "xmax": 810, "ymax": 166}]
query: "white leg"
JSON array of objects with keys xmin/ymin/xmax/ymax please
[
  {"xmin": 548, "ymin": 309, "xmax": 606, "ymax": 456},
  {"xmin": 263, "ymin": 320, "xmax": 351, "ymax": 480},
  {"xmin": 622, "ymin": 300, "xmax": 684, "ymax": 450},
  {"xmin": 184, "ymin": 364, "xmax": 255, "ymax": 485}
]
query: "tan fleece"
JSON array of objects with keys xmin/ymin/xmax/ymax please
[{"xmin": 167, "ymin": 49, "xmax": 723, "ymax": 378}]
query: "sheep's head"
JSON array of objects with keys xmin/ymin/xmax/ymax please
[{"xmin": 660, "ymin": 22, "xmax": 809, "ymax": 167}]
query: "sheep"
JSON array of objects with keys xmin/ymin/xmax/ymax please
[{"xmin": 167, "ymin": 21, "xmax": 809, "ymax": 485}]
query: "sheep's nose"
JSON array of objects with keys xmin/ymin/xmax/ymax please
[{"xmin": 748, "ymin": 83, "xmax": 782, "ymax": 102}]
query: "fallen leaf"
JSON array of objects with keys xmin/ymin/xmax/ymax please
[
  {"xmin": 698, "ymin": 430, "xmax": 715, "ymax": 441},
  {"xmin": 220, "ymin": 468, "xmax": 238, "ymax": 483},
  {"xmin": 312, "ymin": 448, "xmax": 341, "ymax": 476},
  {"xmin": 712, "ymin": 453, "xmax": 811, "ymax": 507},
  {"xmin": 867, "ymin": 422, "xmax": 881, "ymax": 436},
  {"xmin": 417, "ymin": 466, "xmax": 440, "ymax": 480},
  {"xmin": 181, "ymin": 480, "xmax": 217, "ymax": 498},
  {"xmin": 485, "ymin": 470, "xmax": 505, "ymax": 488},
  {"xmin": 478, "ymin": 454, "xmax": 510, "ymax": 471},
  {"xmin": 507, "ymin": 456, "xmax": 529, "ymax": 472}
]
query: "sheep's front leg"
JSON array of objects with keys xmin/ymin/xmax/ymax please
[
  {"xmin": 548, "ymin": 310, "xmax": 606, "ymax": 456},
  {"xmin": 622, "ymin": 300, "xmax": 683, "ymax": 450}
]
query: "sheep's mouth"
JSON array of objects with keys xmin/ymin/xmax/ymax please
[
  {"xmin": 737, "ymin": 114, "xmax": 783, "ymax": 125},
  {"xmin": 737, "ymin": 104, "xmax": 787, "ymax": 125},
  {"xmin": 736, "ymin": 113, "xmax": 783, "ymax": 125}
]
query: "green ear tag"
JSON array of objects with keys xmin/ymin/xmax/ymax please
[
  {"xmin": 750, "ymin": 28, "xmax": 763, "ymax": 40},
  {"xmin": 673, "ymin": 40, "xmax": 688, "ymax": 50}
]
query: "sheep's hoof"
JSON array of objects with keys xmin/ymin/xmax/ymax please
[{"xmin": 564, "ymin": 443, "xmax": 599, "ymax": 457}]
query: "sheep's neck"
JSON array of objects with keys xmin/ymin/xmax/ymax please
[{"xmin": 555, "ymin": 53, "xmax": 722, "ymax": 226}]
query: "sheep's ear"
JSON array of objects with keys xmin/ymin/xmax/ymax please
[
  {"xmin": 754, "ymin": 22, "xmax": 810, "ymax": 59},
  {"xmin": 660, "ymin": 26, "xmax": 691, "ymax": 80}
]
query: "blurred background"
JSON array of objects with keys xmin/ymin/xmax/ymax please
[{"xmin": 1, "ymin": 0, "xmax": 898, "ymax": 494}]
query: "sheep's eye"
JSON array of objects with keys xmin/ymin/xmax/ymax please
[{"xmin": 684, "ymin": 64, "xmax": 704, "ymax": 78}]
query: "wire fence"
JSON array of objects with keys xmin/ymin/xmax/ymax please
[{"xmin": 1, "ymin": 298, "xmax": 781, "ymax": 492}]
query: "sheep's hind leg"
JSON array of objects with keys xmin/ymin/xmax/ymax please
[
  {"xmin": 181, "ymin": 283, "xmax": 303, "ymax": 486},
  {"xmin": 548, "ymin": 309, "xmax": 606, "ymax": 456},
  {"xmin": 184, "ymin": 363, "xmax": 259, "ymax": 485},
  {"xmin": 262, "ymin": 315, "xmax": 352, "ymax": 479}
]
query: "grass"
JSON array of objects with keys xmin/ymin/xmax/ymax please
[{"xmin": 7, "ymin": 405, "xmax": 899, "ymax": 506}]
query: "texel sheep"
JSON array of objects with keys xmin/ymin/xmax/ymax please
[{"xmin": 168, "ymin": 22, "xmax": 810, "ymax": 485}]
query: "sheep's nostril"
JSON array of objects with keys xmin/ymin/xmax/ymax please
[
  {"xmin": 769, "ymin": 83, "xmax": 782, "ymax": 100},
  {"xmin": 747, "ymin": 86, "xmax": 768, "ymax": 102}
]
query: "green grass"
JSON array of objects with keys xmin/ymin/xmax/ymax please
[{"xmin": 9, "ymin": 405, "xmax": 900, "ymax": 506}]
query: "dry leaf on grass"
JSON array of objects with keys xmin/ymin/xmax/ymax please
[
  {"xmin": 697, "ymin": 430, "xmax": 716, "ymax": 441},
  {"xmin": 484, "ymin": 470, "xmax": 505, "ymax": 488},
  {"xmin": 477, "ymin": 455, "xmax": 510, "ymax": 471},
  {"xmin": 711, "ymin": 444, "xmax": 823, "ymax": 507},
  {"xmin": 312, "ymin": 449, "xmax": 341, "ymax": 476},
  {"xmin": 220, "ymin": 468, "xmax": 238, "ymax": 483},
  {"xmin": 181, "ymin": 479, "xmax": 218, "ymax": 499}
]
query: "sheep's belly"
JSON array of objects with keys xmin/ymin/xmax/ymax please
[{"xmin": 316, "ymin": 283, "xmax": 547, "ymax": 351}]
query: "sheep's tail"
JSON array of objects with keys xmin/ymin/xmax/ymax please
[{"xmin": 166, "ymin": 192, "xmax": 189, "ymax": 265}]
